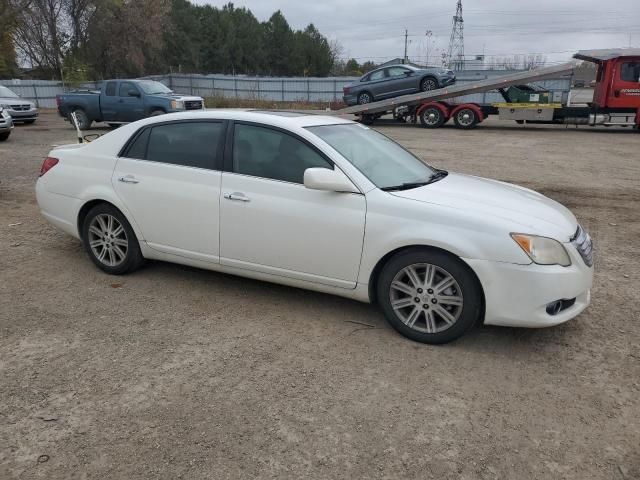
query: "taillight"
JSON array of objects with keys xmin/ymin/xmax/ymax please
[
  {"xmin": 40, "ymin": 157, "xmax": 59, "ymax": 176},
  {"xmin": 55, "ymin": 95, "xmax": 61, "ymax": 107},
  {"xmin": 343, "ymin": 86, "xmax": 350, "ymax": 95}
]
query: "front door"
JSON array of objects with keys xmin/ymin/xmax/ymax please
[
  {"xmin": 117, "ymin": 81, "xmax": 145, "ymax": 122},
  {"xmin": 609, "ymin": 58, "xmax": 640, "ymax": 109},
  {"xmin": 219, "ymin": 122, "xmax": 366, "ymax": 289},
  {"xmin": 385, "ymin": 66, "xmax": 416, "ymax": 96},
  {"xmin": 112, "ymin": 120, "xmax": 225, "ymax": 262}
]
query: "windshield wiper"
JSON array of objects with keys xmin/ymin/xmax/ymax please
[{"xmin": 381, "ymin": 170, "xmax": 448, "ymax": 191}]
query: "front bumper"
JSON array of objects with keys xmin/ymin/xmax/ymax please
[
  {"xmin": 7, "ymin": 108, "xmax": 39, "ymax": 121},
  {"xmin": 0, "ymin": 111, "xmax": 14, "ymax": 132},
  {"xmin": 440, "ymin": 75, "xmax": 456, "ymax": 87},
  {"xmin": 464, "ymin": 245, "xmax": 593, "ymax": 328}
]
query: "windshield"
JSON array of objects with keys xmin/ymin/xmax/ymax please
[
  {"xmin": 137, "ymin": 80, "xmax": 173, "ymax": 95},
  {"xmin": 0, "ymin": 86, "xmax": 19, "ymax": 98},
  {"xmin": 307, "ymin": 123, "xmax": 436, "ymax": 190}
]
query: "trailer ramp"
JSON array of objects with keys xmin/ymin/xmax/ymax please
[{"xmin": 339, "ymin": 63, "xmax": 574, "ymax": 116}]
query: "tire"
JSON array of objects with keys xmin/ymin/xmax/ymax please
[
  {"xmin": 0, "ymin": 132, "xmax": 9, "ymax": 141},
  {"xmin": 453, "ymin": 108, "xmax": 479, "ymax": 129},
  {"xmin": 360, "ymin": 114, "xmax": 375, "ymax": 126},
  {"xmin": 419, "ymin": 106, "xmax": 446, "ymax": 128},
  {"xmin": 357, "ymin": 92, "xmax": 373, "ymax": 105},
  {"xmin": 150, "ymin": 109, "xmax": 166, "ymax": 117},
  {"xmin": 81, "ymin": 203, "xmax": 144, "ymax": 275},
  {"xmin": 71, "ymin": 109, "xmax": 91, "ymax": 130},
  {"xmin": 376, "ymin": 248, "xmax": 482, "ymax": 344},
  {"xmin": 420, "ymin": 77, "xmax": 439, "ymax": 92}
]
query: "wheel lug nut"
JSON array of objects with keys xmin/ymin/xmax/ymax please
[
  {"xmin": 431, "ymin": 298, "xmax": 437, "ymax": 304},
  {"xmin": 414, "ymin": 297, "xmax": 420, "ymax": 303},
  {"xmin": 417, "ymin": 288, "xmax": 423, "ymax": 294},
  {"xmin": 427, "ymin": 289, "xmax": 434, "ymax": 294},
  {"xmin": 423, "ymin": 304, "xmax": 429, "ymax": 309}
]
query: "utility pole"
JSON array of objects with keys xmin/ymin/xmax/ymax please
[
  {"xmin": 447, "ymin": 0, "xmax": 465, "ymax": 70},
  {"xmin": 404, "ymin": 29, "xmax": 409, "ymax": 64}
]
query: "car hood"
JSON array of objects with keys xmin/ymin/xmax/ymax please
[
  {"xmin": 390, "ymin": 172, "xmax": 577, "ymax": 240},
  {"xmin": 150, "ymin": 93, "xmax": 203, "ymax": 102},
  {"xmin": 0, "ymin": 96, "xmax": 34, "ymax": 106}
]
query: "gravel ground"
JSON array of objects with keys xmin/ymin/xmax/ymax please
[{"xmin": 1, "ymin": 112, "xmax": 639, "ymax": 479}]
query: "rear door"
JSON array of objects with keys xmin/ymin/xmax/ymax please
[
  {"xmin": 113, "ymin": 120, "xmax": 226, "ymax": 262},
  {"xmin": 365, "ymin": 69, "xmax": 390, "ymax": 99},
  {"xmin": 99, "ymin": 81, "xmax": 119, "ymax": 122},
  {"xmin": 117, "ymin": 81, "xmax": 145, "ymax": 122}
]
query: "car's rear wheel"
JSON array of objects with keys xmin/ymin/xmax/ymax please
[
  {"xmin": 419, "ymin": 107, "xmax": 446, "ymax": 128},
  {"xmin": 377, "ymin": 248, "xmax": 482, "ymax": 344},
  {"xmin": 453, "ymin": 108, "xmax": 479, "ymax": 129},
  {"xmin": 0, "ymin": 132, "xmax": 9, "ymax": 141},
  {"xmin": 420, "ymin": 77, "xmax": 439, "ymax": 92},
  {"xmin": 82, "ymin": 204, "xmax": 143, "ymax": 275},
  {"xmin": 71, "ymin": 109, "xmax": 91, "ymax": 130},
  {"xmin": 357, "ymin": 92, "xmax": 373, "ymax": 105}
]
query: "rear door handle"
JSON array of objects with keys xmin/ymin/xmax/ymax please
[
  {"xmin": 118, "ymin": 175, "xmax": 140, "ymax": 184},
  {"xmin": 223, "ymin": 192, "xmax": 250, "ymax": 202}
]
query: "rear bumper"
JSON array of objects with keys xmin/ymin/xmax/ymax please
[
  {"xmin": 343, "ymin": 94, "xmax": 358, "ymax": 106},
  {"xmin": 464, "ymin": 246, "xmax": 593, "ymax": 328}
]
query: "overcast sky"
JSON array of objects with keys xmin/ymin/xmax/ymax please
[{"xmin": 195, "ymin": 0, "xmax": 640, "ymax": 65}]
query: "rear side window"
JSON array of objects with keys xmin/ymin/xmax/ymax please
[
  {"xmin": 105, "ymin": 82, "xmax": 117, "ymax": 96},
  {"xmin": 122, "ymin": 122, "xmax": 223, "ymax": 169},
  {"xmin": 621, "ymin": 62, "xmax": 640, "ymax": 83},
  {"xmin": 369, "ymin": 70, "xmax": 386, "ymax": 81}
]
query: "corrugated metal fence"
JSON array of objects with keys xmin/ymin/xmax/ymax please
[{"xmin": 0, "ymin": 71, "xmax": 571, "ymax": 109}]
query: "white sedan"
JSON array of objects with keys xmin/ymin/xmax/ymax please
[{"xmin": 36, "ymin": 110, "xmax": 594, "ymax": 344}]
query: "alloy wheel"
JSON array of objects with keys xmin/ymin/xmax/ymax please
[
  {"xmin": 88, "ymin": 213, "xmax": 129, "ymax": 267},
  {"xmin": 389, "ymin": 263, "xmax": 464, "ymax": 333}
]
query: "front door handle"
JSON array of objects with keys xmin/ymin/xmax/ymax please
[
  {"xmin": 223, "ymin": 192, "xmax": 250, "ymax": 202},
  {"xmin": 118, "ymin": 175, "xmax": 140, "ymax": 184}
]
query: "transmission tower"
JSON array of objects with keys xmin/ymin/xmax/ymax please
[{"xmin": 447, "ymin": 0, "xmax": 465, "ymax": 70}]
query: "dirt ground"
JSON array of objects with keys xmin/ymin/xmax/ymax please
[{"xmin": 1, "ymin": 111, "xmax": 639, "ymax": 480}]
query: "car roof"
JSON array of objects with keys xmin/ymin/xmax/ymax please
[{"xmin": 130, "ymin": 109, "xmax": 355, "ymax": 129}]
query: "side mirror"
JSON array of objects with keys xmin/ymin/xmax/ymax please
[
  {"xmin": 404, "ymin": 70, "xmax": 413, "ymax": 76},
  {"xmin": 304, "ymin": 168, "xmax": 359, "ymax": 193},
  {"xmin": 128, "ymin": 90, "xmax": 140, "ymax": 97}
]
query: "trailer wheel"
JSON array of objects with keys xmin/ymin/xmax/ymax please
[
  {"xmin": 453, "ymin": 108, "xmax": 478, "ymax": 129},
  {"xmin": 419, "ymin": 107, "xmax": 446, "ymax": 128},
  {"xmin": 360, "ymin": 114, "xmax": 375, "ymax": 126}
]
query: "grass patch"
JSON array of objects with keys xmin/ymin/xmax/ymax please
[{"xmin": 203, "ymin": 95, "xmax": 345, "ymax": 111}]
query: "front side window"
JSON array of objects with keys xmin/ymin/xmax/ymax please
[
  {"xmin": 387, "ymin": 67, "xmax": 409, "ymax": 77},
  {"xmin": 307, "ymin": 123, "xmax": 435, "ymax": 190},
  {"xmin": 233, "ymin": 124, "xmax": 331, "ymax": 184},
  {"xmin": 123, "ymin": 122, "xmax": 223, "ymax": 169},
  {"xmin": 621, "ymin": 62, "xmax": 640, "ymax": 83},
  {"xmin": 119, "ymin": 81, "xmax": 137, "ymax": 97}
]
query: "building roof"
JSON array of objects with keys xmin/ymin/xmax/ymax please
[{"xmin": 574, "ymin": 48, "xmax": 640, "ymax": 63}]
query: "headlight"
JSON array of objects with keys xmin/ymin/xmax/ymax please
[
  {"xmin": 170, "ymin": 100, "xmax": 184, "ymax": 110},
  {"xmin": 511, "ymin": 233, "xmax": 571, "ymax": 267}
]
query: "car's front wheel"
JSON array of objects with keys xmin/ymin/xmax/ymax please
[
  {"xmin": 420, "ymin": 77, "xmax": 439, "ymax": 92},
  {"xmin": 81, "ymin": 203, "xmax": 144, "ymax": 275},
  {"xmin": 377, "ymin": 248, "xmax": 482, "ymax": 344}
]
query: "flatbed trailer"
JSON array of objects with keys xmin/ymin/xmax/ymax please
[{"xmin": 338, "ymin": 49, "xmax": 640, "ymax": 131}]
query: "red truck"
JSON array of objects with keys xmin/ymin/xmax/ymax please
[{"xmin": 340, "ymin": 48, "xmax": 640, "ymax": 131}]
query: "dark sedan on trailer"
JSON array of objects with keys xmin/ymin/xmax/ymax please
[{"xmin": 343, "ymin": 64, "xmax": 456, "ymax": 106}]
